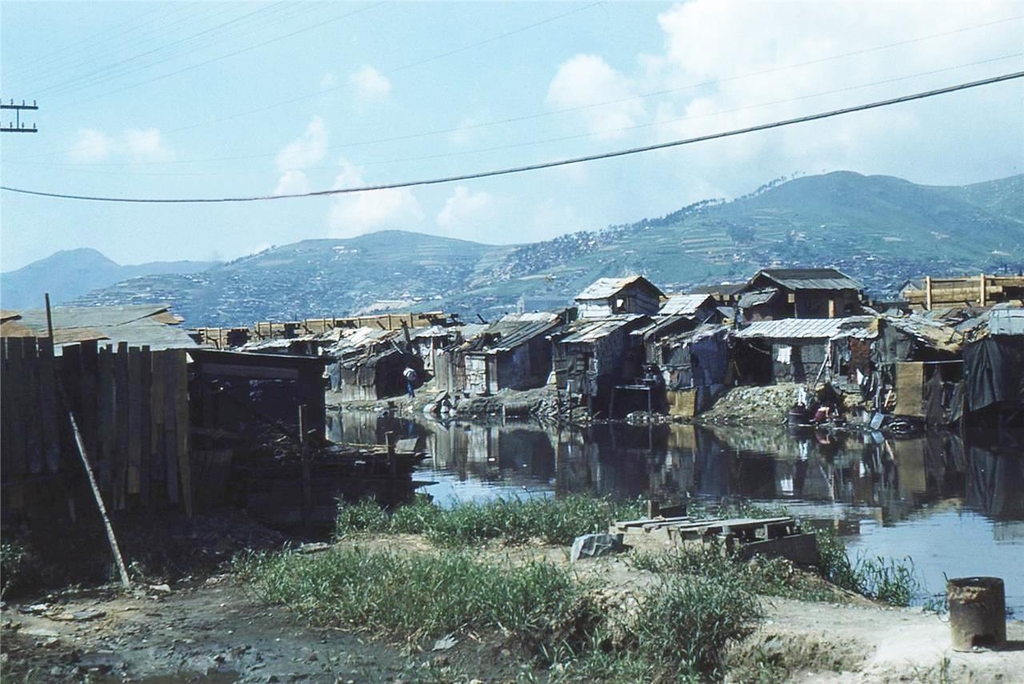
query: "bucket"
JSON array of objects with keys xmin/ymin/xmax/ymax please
[{"xmin": 946, "ymin": 576, "xmax": 1006, "ymax": 651}]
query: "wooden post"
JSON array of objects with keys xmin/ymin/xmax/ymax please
[
  {"xmin": 925, "ymin": 276, "xmax": 933, "ymax": 310},
  {"xmin": 980, "ymin": 273, "xmax": 987, "ymax": 307}
]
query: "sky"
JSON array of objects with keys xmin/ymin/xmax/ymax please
[{"xmin": 1, "ymin": 0, "xmax": 1022, "ymax": 272}]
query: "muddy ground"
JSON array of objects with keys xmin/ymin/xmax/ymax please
[{"xmin": 4, "ymin": 531, "xmax": 1023, "ymax": 683}]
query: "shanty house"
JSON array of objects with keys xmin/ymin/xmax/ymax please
[
  {"xmin": 962, "ymin": 305, "xmax": 1024, "ymax": 426},
  {"xmin": 575, "ymin": 276, "xmax": 664, "ymax": 319},
  {"xmin": 739, "ymin": 268, "xmax": 863, "ymax": 320},
  {"xmin": 733, "ymin": 317, "xmax": 873, "ymax": 384},
  {"xmin": 463, "ymin": 312, "xmax": 563, "ymax": 395},
  {"xmin": 550, "ymin": 315, "xmax": 650, "ymax": 412}
]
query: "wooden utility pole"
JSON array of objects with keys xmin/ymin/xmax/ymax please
[{"xmin": 1, "ymin": 99, "xmax": 39, "ymax": 133}]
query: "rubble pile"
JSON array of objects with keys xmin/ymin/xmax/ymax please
[{"xmin": 700, "ymin": 384, "xmax": 804, "ymax": 425}]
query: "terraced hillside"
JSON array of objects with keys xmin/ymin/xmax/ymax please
[{"xmin": 66, "ymin": 171, "xmax": 1024, "ymax": 325}]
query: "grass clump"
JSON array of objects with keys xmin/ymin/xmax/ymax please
[
  {"xmin": 235, "ymin": 546, "xmax": 586, "ymax": 640},
  {"xmin": 334, "ymin": 494, "xmax": 643, "ymax": 547},
  {"xmin": 815, "ymin": 528, "xmax": 919, "ymax": 606},
  {"xmin": 1, "ymin": 539, "xmax": 28, "ymax": 598}
]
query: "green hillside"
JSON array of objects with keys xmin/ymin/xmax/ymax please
[{"xmin": 67, "ymin": 171, "xmax": 1024, "ymax": 325}]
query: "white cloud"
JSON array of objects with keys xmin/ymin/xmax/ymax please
[
  {"xmin": 437, "ymin": 186, "xmax": 494, "ymax": 233},
  {"xmin": 328, "ymin": 161, "xmax": 423, "ymax": 237},
  {"xmin": 275, "ymin": 116, "xmax": 328, "ymax": 172},
  {"xmin": 273, "ymin": 116, "xmax": 328, "ymax": 195},
  {"xmin": 546, "ymin": 54, "xmax": 645, "ymax": 138},
  {"xmin": 578, "ymin": 0, "xmax": 1024, "ymax": 195},
  {"xmin": 123, "ymin": 128, "xmax": 174, "ymax": 163},
  {"xmin": 69, "ymin": 129, "xmax": 112, "ymax": 162},
  {"xmin": 448, "ymin": 117, "xmax": 481, "ymax": 146},
  {"xmin": 349, "ymin": 65, "xmax": 391, "ymax": 102},
  {"xmin": 68, "ymin": 127, "xmax": 173, "ymax": 163},
  {"xmin": 274, "ymin": 169, "xmax": 311, "ymax": 196}
]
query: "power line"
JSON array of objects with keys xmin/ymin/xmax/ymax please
[
  {"xmin": 11, "ymin": 11, "xmax": 1020, "ymax": 167},
  {"xmin": 2, "ymin": 70, "xmax": 1021, "ymax": 204},
  {"xmin": 9, "ymin": 53, "xmax": 1018, "ymax": 173}
]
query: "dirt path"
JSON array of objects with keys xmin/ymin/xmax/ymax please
[{"xmin": 1, "ymin": 577, "xmax": 416, "ymax": 683}]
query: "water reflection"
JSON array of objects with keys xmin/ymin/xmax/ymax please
[{"xmin": 328, "ymin": 410, "xmax": 1024, "ymax": 523}]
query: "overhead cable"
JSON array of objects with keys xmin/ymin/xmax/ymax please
[{"xmin": 2, "ymin": 70, "xmax": 1021, "ymax": 204}]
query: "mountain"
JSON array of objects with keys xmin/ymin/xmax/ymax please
[
  {"xmin": 0, "ymin": 248, "xmax": 219, "ymax": 310},
  {"xmin": 69, "ymin": 171, "xmax": 1024, "ymax": 326}
]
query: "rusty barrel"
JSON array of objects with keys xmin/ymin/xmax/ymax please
[{"xmin": 946, "ymin": 576, "xmax": 1006, "ymax": 651}]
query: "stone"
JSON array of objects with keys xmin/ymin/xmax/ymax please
[{"xmin": 570, "ymin": 533, "xmax": 624, "ymax": 562}]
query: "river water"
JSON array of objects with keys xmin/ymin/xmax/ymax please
[{"xmin": 328, "ymin": 411, "xmax": 1024, "ymax": 615}]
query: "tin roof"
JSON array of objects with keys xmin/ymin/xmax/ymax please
[
  {"xmin": 472, "ymin": 313, "xmax": 562, "ymax": 354},
  {"xmin": 987, "ymin": 305, "xmax": 1024, "ymax": 336},
  {"xmin": 658, "ymin": 294, "xmax": 713, "ymax": 317},
  {"xmin": 734, "ymin": 316, "xmax": 873, "ymax": 340},
  {"xmin": 0, "ymin": 304, "xmax": 196, "ymax": 350},
  {"xmin": 558, "ymin": 315, "xmax": 645, "ymax": 344},
  {"xmin": 575, "ymin": 275, "xmax": 664, "ymax": 301},
  {"xmin": 738, "ymin": 288, "xmax": 779, "ymax": 308},
  {"xmin": 757, "ymin": 268, "xmax": 862, "ymax": 291}
]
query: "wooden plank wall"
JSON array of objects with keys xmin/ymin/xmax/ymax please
[{"xmin": 0, "ymin": 337, "xmax": 192, "ymax": 516}]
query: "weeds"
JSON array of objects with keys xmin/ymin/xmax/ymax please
[
  {"xmin": 1, "ymin": 539, "xmax": 28, "ymax": 598},
  {"xmin": 334, "ymin": 494, "xmax": 643, "ymax": 547},
  {"xmin": 814, "ymin": 528, "xmax": 919, "ymax": 606},
  {"xmin": 235, "ymin": 546, "xmax": 585, "ymax": 640}
]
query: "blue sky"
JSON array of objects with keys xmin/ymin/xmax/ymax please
[{"xmin": 2, "ymin": 0, "xmax": 1022, "ymax": 272}]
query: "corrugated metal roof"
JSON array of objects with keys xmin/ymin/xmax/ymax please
[
  {"xmin": 758, "ymin": 268, "xmax": 862, "ymax": 291},
  {"xmin": 989, "ymin": 305, "xmax": 1024, "ymax": 336},
  {"xmin": 658, "ymin": 294, "xmax": 713, "ymax": 316},
  {"xmin": 738, "ymin": 288, "xmax": 778, "ymax": 308},
  {"xmin": 559, "ymin": 315, "xmax": 644, "ymax": 343},
  {"xmin": 734, "ymin": 316, "xmax": 873, "ymax": 340},
  {"xmin": 575, "ymin": 276, "xmax": 663, "ymax": 301},
  {"xmin": 0, "ymin": 305, "xmax": 197, "ymax": 350},
  {"xmin": 474, "ymin": 315, "xmax": 562, "ymax": 354}
]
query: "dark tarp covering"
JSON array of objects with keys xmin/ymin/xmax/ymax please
[{"xmin": 963, "ymin": 337, "xmax": 1024, "ymax": 411}]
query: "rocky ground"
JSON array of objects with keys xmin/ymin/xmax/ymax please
[{"xmin": 4, "ymin": 530, "xmax": 1022, "ymax": 683}]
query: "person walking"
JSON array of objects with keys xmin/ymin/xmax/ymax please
[{"xmin": 403, "ymin": 366, "xmax": 417, "ymax": 398}]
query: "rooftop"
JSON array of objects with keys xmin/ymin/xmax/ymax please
[
  {"xmin": 756, "ymin": 268, "xmax": 863, "ymax": 291},
  {"xmin": 575, "ymin": 275, "xmax": 664, "ymax": 301},
  {"xmin": 734, "ymin": 316, "xmax": 874, "ymax": 340}
]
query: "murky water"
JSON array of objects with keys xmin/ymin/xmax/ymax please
[{"xmin": 328, "ymin": 410, "xmax": 1024, "ymax": 615}]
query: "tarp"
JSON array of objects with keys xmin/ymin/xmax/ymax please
[{"xmin": 963, "ymin": 337, "xmax": 1024, "ymax": 411}]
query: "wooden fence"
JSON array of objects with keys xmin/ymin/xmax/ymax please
[{"xmin": 1, "ymin": 337, "xmax": 192, "ymax": 517}]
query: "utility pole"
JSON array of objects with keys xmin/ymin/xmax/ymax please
[{"xmin": 1, "ymin": 98, "xmax": 39, "ymax": 133}]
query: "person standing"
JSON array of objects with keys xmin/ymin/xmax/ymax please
[{"xmin": 403, "ymin": 366, "xmax": 417, "ymax": 398}]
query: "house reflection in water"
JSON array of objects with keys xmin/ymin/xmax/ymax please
[{"xmin": 327, "ymin": 410, "xmax": 1023, "ymax": 524}]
